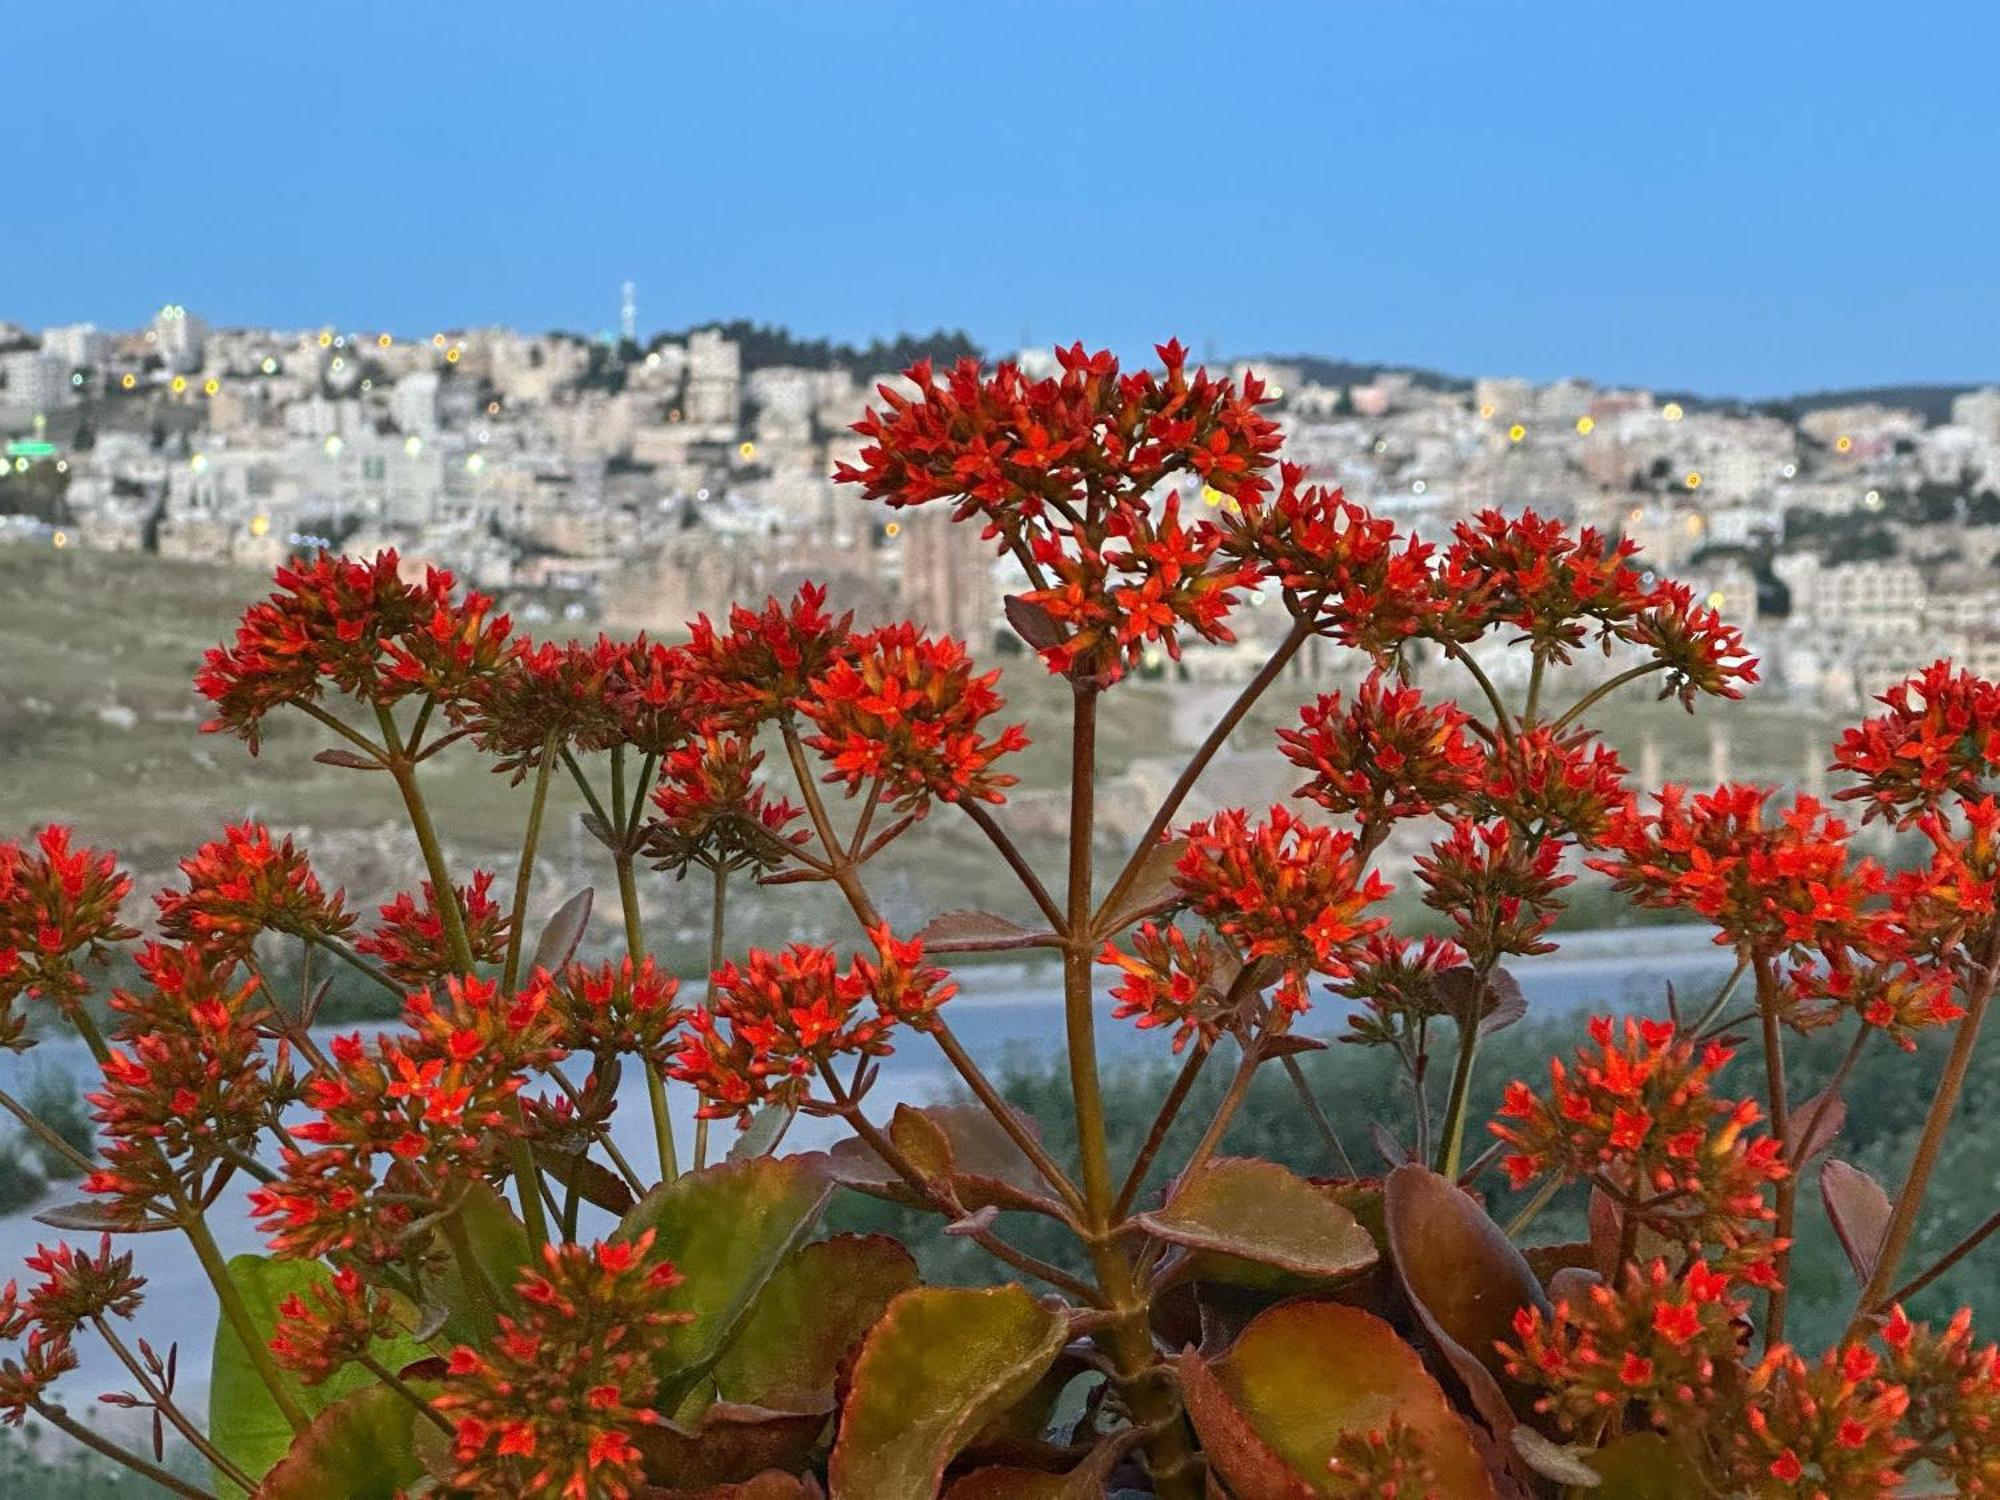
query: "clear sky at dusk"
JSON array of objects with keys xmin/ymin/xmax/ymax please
[{"xmin": 6, "ymin": 2, "xmax": 1996, "ymax": 396}]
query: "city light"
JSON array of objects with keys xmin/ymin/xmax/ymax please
[
  {"xmin": 1662, "ymin": 402, "xmax": 1684, "ymax": 422},
  {"xmin": 170, "ymin": 375, "xmax": 187, "ymax": 394},
  {"xmin": 405, "ymin": 435, "xmax": 423, "ymax": 455},
  {"xmin": 323, "ymin": 435, "xmax": 344, "ymax": 456},
  {"xmin": 51, "ymin": 530, "xmax": 67, "ymax": 548},
  {"xmin": 203, "ymin": 378, "xmax": 220, "ymax": 396},
  {"xmin": 1708, "ymin": 591, "xmax": 1727, "ymax": 610},
  {"xmin": 1686, "ymin": 471, "xmax": 1702, "ymax": 489},
  {"xmin": 1507, "ymin": 423, "xmax": 1526, "ymax": 443},
  {"xmin": 261, "ymin": 357, "xmax": 278, "ymax": 374},
  {"xmin": 377, "ymin": 333, "xmax": 393, "ymax": 348},
  {"xmin": 1477, "ymin": 403, "xmax": 1494, "ymax": 419},
  {"xmin": 1864, "ymin": 489, "xmax": 1884, "ymax": 510},
  {"xmin": 1782, "ymin": 463, "xmax": 1798, "ymax": 478},
  {"xmin": 1201, "ymin": 485, "xmax": 1224, "ymax": 507},
  {"xmin": 739, "ymin": 441, "xmax": 757, "ymax": 459},
  {"xmin": 120, "ymin": 373, "xmax": 136, "ymax": 390},
  {"xmin": 190, "ymin": 453, "xmax": 208, "ymax": 473},
  {"xmin": 1836, "ymin": 434, "xmax": 1853, "ymax": 453},
  {"xmin": 1575, "ymin": 415, "xmax": 1595, "ymax": 435},
  {"xmin": 318, "ymin": 331, "xmax": 333, "ymax": 348},
  {"xmin": 466, "ymin": 453, "xmax": 485, "ymax": 473},
  {"xmin": 446, "ymin": 347, "xmax": 461, "ymax": 364},
  {"xmin": 1411, "ymin": 479, "xmax": 1426, "ymax": 494},
  {"xmin": 884, "ymin": 521, "xmax": 901, "ymax": 538},
  {"xmin": 249, "ymin": 514, "xmax": 270, "ymax": 537}
]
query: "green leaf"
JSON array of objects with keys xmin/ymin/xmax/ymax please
[
  {"xmin": 713, "ymin": 1233, "xmax": 919, "ymax": 1412},
  {"xmin": 728, "ymin": 1101, "xmax": 798, "ymax": 1162},
  {"xmin": 208, "ymin": 1256, "xmax": 429, "ymax": 1495},
  {"xmin": 431, "ymin": 1178, "xmax": 534, "ymax": 1344},
  {"xmin": 255, "ymin": 1383, "xmax": 430, "ymax": 1500},
  {"xmin": 1384, "ymin": 1164, "xmax": 1550, "ymax": 1434},
  {"xmin": 617, "ymin": 1154, "xmax": 834, "ymax": 1381},
  {"xmin": 1178, "ymin": 1299, "xmax": 1496, "ymax": 1499},
  {"xmin": 1136, "ymin": 1157, "xmax": 1378, "ymax": 1279},
  {"xmin": 828, "ymin": 1284, "xmax": 1068, "ymax": 1500},
  {"xmin": 1580, "ymin": 1432, "xmax": 1703, "ymax": 1498}
]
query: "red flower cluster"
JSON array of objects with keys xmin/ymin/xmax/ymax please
[
  {"xmin": 355, "ymin": 871, "xmax": 509, "ymax": 986},
  {"xmin": 1470, "ymin": 726, "xmax": 1630, "ymax": 846},
  {"xmin": 1505, "ymin": 1256, "xmax": 1748, "ymax": 1443},
  {"xmin": 537, "ymin": 956, "xmax": 687, "ymax": 1069},
  {"xmin": 1834, "ymin": 659, "xmax": 2000, "ymax": 826},
  {"xmin": 268, "ymin": 1265, "xmax": 401, "ymax": 1386},
  {"xmin": 251, "ymin": 975, "xmax": 558, "ymax": 1260},
  {"xmin": 671, "ymin": 935, "xmax": 947, "ymax": 1123},
  {"xmin": 1100, "ymin": 923, "xmax": 1233, "ymax": 1054},
  {"xmin": 1277, "ymin": 671, "xmax": 1481, "ymax": 828},
  {"xmin": 1591, "ymin": 787, "xmax": 1882, "ymax": 961},
  {"xmin": 0, "ymin": 825, "xmax": 136, "ymax": 1038},
  {"xmin": 1493, "ymin": 1015, "xmax": 1785, "ymax": 1274},
  {"xmin": 1174, "ymin": 805, "xmax": 1391, "ymax": 1013},
  {"xmin": 14, "ymin": 1236, "xmax": 147, "ymax": 1337},
  {"xmin": 1415, "ymin": 819, "xmax": 1572, "ymax": 958},
  {"xmin": 462, "ymin": 635, "xmax": 691, "ymax": 781},
  {"xmin": 155, "ymin": 821, "xmax": 352, "ymax": 955},
  {"xmin": 1737, "ymin": 1340, "xmax": 1916, "ymax": 1497},
  {"xmin": 1223, "ymin": 468, "xmax": 1440, "ymax": 661},
  {"xmin": 803, "ymin": 623, "xmax": 1028, "ymax": 809},
  {"xmin": 1332, "ymin": 933, "xmax": 1470, "ymax": 1050},
  {"xmin": 0, "ymin": 1281, "xmax": 76, "ymax": 1423},
  {"xmin": 644, "ymin": 734, "xmax": 805, "ymax": 877},
  {"xmin": 1323, "ymin": 1416, "xmax": 1441, "ymax": 1499},
  {"xmin": 86, "ymin": 942, "xmax": 276, "ymax": 1214},
  {"xmin": 1442, "ymin": 509, "xmax": 1650, "ymax": 666},
  {"xmin": 836, "ymin": 343, "xmax": 1281, "ymax": 680},
  {"xmin": 435, "ymin": 1232, "xmax": 689, "ymax": 1500},
  {"xmin": 197, "ymin": 551, "xmax": 511, "ymax": 749},
  {"xmin": 685, "ymin": 584, "xmax": 853, "ymax": 729}
]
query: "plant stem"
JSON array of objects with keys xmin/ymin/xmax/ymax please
[
  {"xmin": 1432, "ymin": 974, "xmax": 1490, "ymax": 1180},
  {"xmin": 379, "ymin": 707, "xmax": 473, "ymax": 974},
  {"xmin": 1446, "ymin": 641, "xmax": 1515, "ymax": 740},
  {"xmin": 1853, "ymin": 946, "xmax": 2000, "ymax": 1330},
  {"xmin": 357, "ymin": 1352, "xmax": 454, "ymax": 1435},
  {"xmin": 309, "ymin": 934, "xmax": 402, "ymax": 998},
  {"xmin": 500, "ymin": 733, "xmax": 559, "ymax": 995},
  {"xmin": 1113, "ymin": 1043, "xmax": 1212, "ymax": 1219},
  {"xmin": 179, "ymin": 1196, "xmax": 310, "ymax": 1433},
  {"xmin": 695, "ymin": 862, "xmax": 728, "ymax": 1171},
  {"xmin": 1888, "ymin": 1209, "xmax": 2000, "ymax": 1307},
  {"xmin": 1756, "ymin": 958, "xmax": 1794, "ymax": 1346},
  {"xmin": 1553, "ymin": 661, "xmax": 1666, "ymax": 732},
  {"xmin": 1689, "ymin": 956, "xmax": 1750, "ymax": 1037},
  {"xmin": 1094, "ymin": 618, "xmax": 1312, "ymax": 929},
  {"xmin": 1282, "ymin": 1054, "xmax": 1355, "ymax": 1176},
  {"xmin": 615, "ymin": 852, "xmax": 678, "ymax": 1183},
  {"xmin": 961, "ymin": 800, "xmax": 1066, "ymax": 932},
  {"xmin": 94, "ymin": 1318, "xmax": 257, "ymax": 1492},
  {"xmin": 1505, "ymin": 1174, "xmax": 1565, "ymax": 1238},
  {"xmin": 30, "ymin": 1400, "xmax": 218, "ymax": 1500},
  {"xmin": 0, "ymin": 1086, "xmax": 94, "ymax": 1174}
]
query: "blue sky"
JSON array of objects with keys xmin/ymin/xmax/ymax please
[{"xmin": 6, "ymin": 2, "xmax": 1996, "ymax": 396}]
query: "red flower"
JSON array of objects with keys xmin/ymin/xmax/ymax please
[
  {"xmin": 669, "ymin": 944, "xmax": 902, "ymax": 1124},
  {"xmin": 1415, "ymin": 819, "xmax": 1572, "ymax": 958},
  {"xmin": 1332, "ymin": 933, "xmax": 1471, "ymax": 1050},
  {"xmin": 1504, "ymin": 1255, "xmax": 1748, "ymax": 1444},
  {"xmin": 85, "ymin": 943, "xmax": 276, "ymax": 1214},
  {"xmin": 1442, "ymin": 509, "xmax": 1652, "ymax": 665},
  {"xmin": 1833, "ymin": 660, "xmax": 2000, "ymax": 826},
  {"xmin": 644, "ymin": 733, "xmax": 807, "ymax": 876},
  {"xmin": 803, "ymin": 623, "xmax": 1028, "ymax": 809},
  {"xmin": 1174, "ymin": 805, "xmax": 1391, "ymax": 1013},
  {"xmin": 155, "ymin": 822, "xmax": 352, "ymax": 955},
  {"xmin": 198, "ymin": 551, "xmax": 509, "ymax": 749},
  {"xmin": 685, "ymin": 584, "xmax": 853, "ymax": 730},
  {"xmin": 1590, "ymin": 786, "xmax": 1886, "ymax": 962},
  {"xmin": 435, "ymin": 1232, "xmax": 689, "ymax": 1500},
  {"xmin": 1628, "ymin": 579, "xmax": 1759, "ymax": 707},
  {"xmin": 1734, "ymin": 1340, "xmax": 1917, "ymax": 1496},
  {"xmin": 269, "ymin": 1266, "xmax": 400, "ymax": 1386},
  {"xmin": 1492, "ymin": 1015, "xmax": 1785, "ymax": 1273},
  {"xmin": 0, "ymin": 825, "xmax": 137, "ymax": 1039},
  {"xmin": 1323, "ymin": 1416, "xmax": 1441, "ymax": 1499},
  {"xmin": 836, "ymin": 343, "xmax": 1281, "ymax": 680},
  {"xmin": 1100, "ymin": 923, "xmax": 1233, "ymax": 1053},
  {"xmin": 18, "ymin": 1236, "xmax": 146, "ymax": 1337},
  {"xmin": 1469, "ymin": 726, "xmax": 1631, "ymax": 846},
  {"xmin": 536, "ymin": 956, "xmax": 687, "ymax": 1069},
  {"xmin": 355, "ymin": 871, "xmax": 509, "ymax": 986},
  {"xmin": 1278, "ymin": 671, "xmax": 1481, "ymax": 828}
]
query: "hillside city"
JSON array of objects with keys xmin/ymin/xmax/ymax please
[{"xmin": 5, "ymin": 304, "xmax": 2000, "ymax": 732}]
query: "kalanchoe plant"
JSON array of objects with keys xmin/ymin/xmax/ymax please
[{"xmin": 2, "ymin": 341, "xmax": 1999, "ymax": 1499}]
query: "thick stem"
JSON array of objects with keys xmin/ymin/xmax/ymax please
[
  {"xmin": 1432, "ymin": 996, "xmax": 1488, "ymax": 1180},
  {"xmin": 31, "ymin": 1400, "xmax": 217, "ymax": 1500},
  {"xmin": 1853, "ymin": 948, "xmax": 2000, "ymax": 1330},
  {"xmin": 180, "ymin": 1197, "xmax": 310, "ymax": 1432},
  {"xmin": 380, "ymin": 708, "xmax": 474, "ymax": 974},
  {"xmin": 615, "ymin": 853, "xmax": 678, "ymax": 1183},
  {"xmin": 695, "ymin": 863, "xmax": 728, "ymax": 1171}
]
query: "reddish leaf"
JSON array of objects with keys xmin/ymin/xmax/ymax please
[
  {"xmin": 635, "ymin": 1402, "xmax": 828, "ymax": 1488},
  {"xmin": 1821, "ymin": 1158, "xmax": 1893, "ymax": 1286},
  {"xmin": 312, "ymin": 747, "xmax": 384, "ymax": 770},
  {"xmin": 1097, "ymin": 837, "xmax": 1190, "ymax": 937},
  {"xmin": 916, "ymin": 909, "xmax": 1055, "ymax": 953},
  {"xmin": 645, "ymin": 1473, "xmax": 825, "ymax": 1500},
  {"xmin": 1384, "ymin": 1165, "xmax": 1550, "ymax": 1436},
  {"xmin": 1786, "ymin": 1088, "xmax": 1846, "ymax": 1166},
  {"xmin": 825, "ymin": 1102, "xmax": 1061, "ymax": 1216},
  {"xmin": 1371, "ymin": 1123, "xmax": 1412, "ymax": 1168},
  {"xmin": 828, "ymin": 1285, "xmax": 1068, "ymax": 1500},
  {"xmin": 528, "ymin": 887, "xmax": 594, "ymax": 975},
  {"xmin": 33, "ymin": 1200, "xmax": 175, "ymax": 1234},
  {"xmin": 532, "ymin": 1143, "xmax": 635, "ymax": 1215},
  {"xmin": 1004, "ymin": 594, "xmax": 1066, "ymax": 651},
  {"xmin": 1137, "ymin": 1158, "xmax": 1378, "ymax": 1279},
  {"xmin": 256, "ymin": 1383, "xmax": 426, "ymax": 1499},
  {"xmin": 1180, "ymin": 1299, "xmax": 1497, "ymax": 1498}
]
